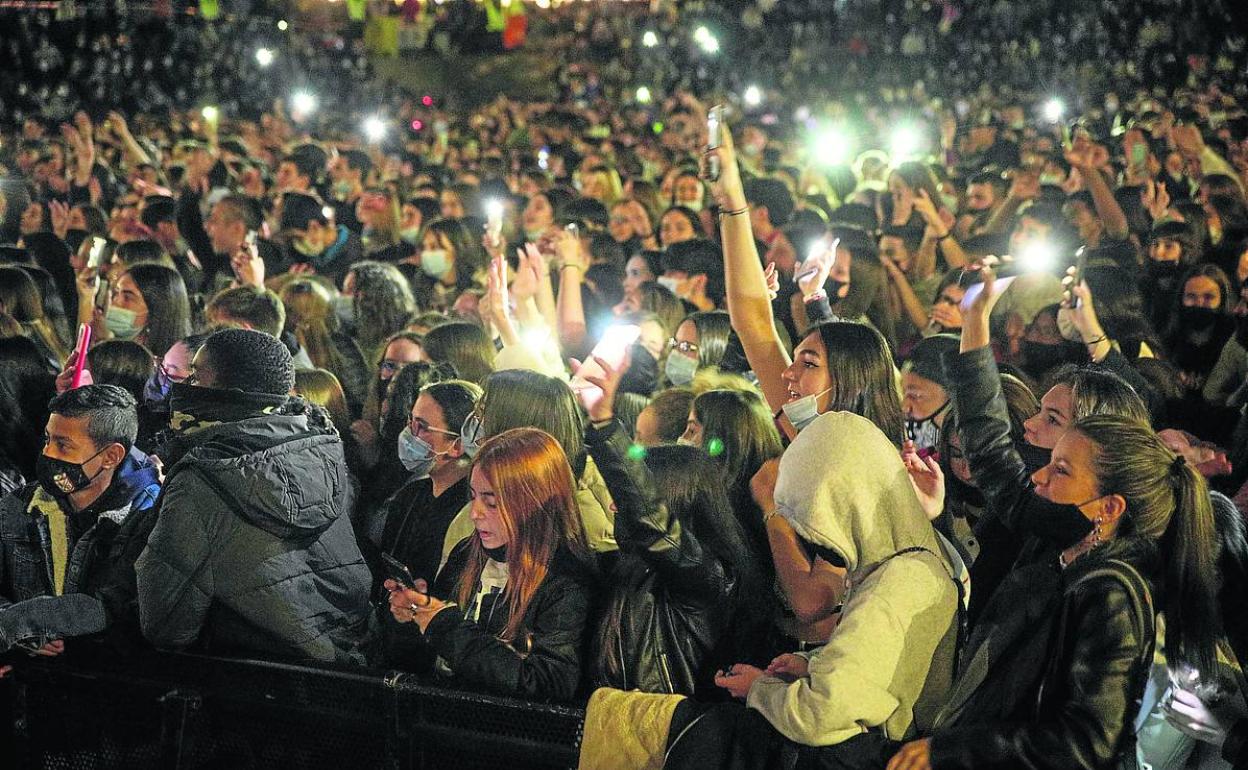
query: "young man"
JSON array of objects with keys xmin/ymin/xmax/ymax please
[
  {"xmin": 0, "ymin": 385, "xmax": 161, "ymax": 657},
  {"xmin": 136, "ymin": 329, "xmax": 372, "ymax": 664}
]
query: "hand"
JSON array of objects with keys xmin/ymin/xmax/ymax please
[
  {"xmin": 73, "ymin": 111, "xmax": 93, "ymax": 141},
  {"xmin": 795, "ymin": 238, "xmax": 839, "ymax": 299},
  {"xmin": 1059, "ymin": 269, "xmax": 1107, "ymax": 344},
  {"xmin": 959, "ymin": 257, "xmax": 1009, "ymax": 318},
  {"xmin": 30, "ymin": 640, "xmax": 65, "ymax": 658},
  {"xmin": 1163, "ymin": 686, "xmax": 1235, "ymax": 749},
  {"xmin": 350, "ymin": 419, "xmax": 380, "ymax": 468},
  {"xmin": 106, "ymin": 110, "xmax": 131, "ymax": 138},
  {"xmin": 510, "ymin": 248, "xmax": 540, "ymax": 302},
  {"xmin": 385, "ymin": 578, "xmax": 450, "ymax": 633},
  {"xmin": 1141, "ymin": 179, "xmax": 1172, "ymax": 221},
  {"xmin": 764, "ymin": 653, "xmax": 809, "ymax": 681},
  {"xmin": 929, "ymin": 301, "xmax": 962, "ymax": 330},
  {"xmin": 49, "ymin": 199, "xmax": 70, "ymax": 240},
  {"xmin": 912, "ymin": 189, "xmax": 942, "ymax": 229},
  {"xmin": 554, "ymin": 228, "xmax": 587, "ymax": 273},
  {"xmin": 522, "ymin": 242, "xmax": 549, "ymax": 277},
  {"xmin": 750, "ymin": 457, "xmax": 781, "ymax": 514},
  {"xmin": 714, "ymin": 663, "xmax": 765, "ymax": 700},
  {"xmin": 75, "ymin": 266, "xmax": 99, "ymax": 302},
  {"xmin": 763, "ymin": 262, "xmax": 780, "ymax": 301},
  {"xmin": 1158, "ymin": 429, "xmax": 1233, "ymax": 478},
  {"xmin": 55, "ymin": 349, "xmax": 93, "ymax": 394},
  {"xmin": 702, "ymin": 118, "xmax": 747, "ymax": 212},
  {"xmin": 231, "ymin": 239, "xmax": 265, "ymax": 289},
  {"xmin": 485, "ymin": 253, "xmax": 511, "ymax": 323},
  {"xmin": 887, "ymin": 738, "xmax": 932, "ymax": 770},
  {"xmin": 483, "ymin": 230, "xmax": 505, "ymax": 261},
  {"xmin": 902, "ymin": 440, "xmax": 945, "ymax": 521},
  {"xmin": 572, "ymin": 349, "xmax": 629, "ymax": 424}
]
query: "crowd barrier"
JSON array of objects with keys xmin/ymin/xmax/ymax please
[{"xmin": 6, "ymin": 644, "xmax": 586, "ymax": 769}]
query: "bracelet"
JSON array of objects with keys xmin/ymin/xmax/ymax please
[
  {"xmin": 936, "ymin": 230, "xmax": 953, "ymax": 242},
  {"xmin": 763, "ymin": 509, "xmax": 779, "ymax": 524},
  {"xmin": 589, "ymin": 417, "xmax": 614, "ymax": 429},
  {"xmin": 559, "ymin": 263, "xmax": 584, "ymax": 273},
  {"xmin": 803, "ymin": 290, "xmax": 827, "ymax": 303},
  {"xmin": 1085, "ymin": 335, "xmax": 1108, "ymax": 345},
  {"xmin": 719, "ymin": 206, "xmax": 749, "ymax": 218}
]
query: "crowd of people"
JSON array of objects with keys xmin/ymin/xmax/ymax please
[{"xmin": 3, "ymin": 0, "xmax": 1248, "ymax": 768}]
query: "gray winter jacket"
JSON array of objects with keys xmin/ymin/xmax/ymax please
[{"xmin": 136, "ymin": 412, "xmax": 372, "ymax": 664}]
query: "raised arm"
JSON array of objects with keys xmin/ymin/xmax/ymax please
[{"xmin": 706, "ymin": 124, "xmax": 794, "ymax": 417}]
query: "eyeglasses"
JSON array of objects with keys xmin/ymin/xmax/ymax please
[
  {"xmin": 408, "ymin": 416, "xmax": 459, "ymax": 439},
  {"xmin": 668, "ymin": 339, "xmax": 700, "ymax": 355},
  {"xmin": 379, "ymin": 360, "xmax": 403, "ymax": 376}
]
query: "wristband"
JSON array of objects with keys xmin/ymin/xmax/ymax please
[
  {"xmin": 719, "ymin": 206, "xmax": 749, "ymax": 218},
  {"xmin": 936, "ymin": 231, "xmax": 953, "ymax": 242},
  {"xmin": 763, "ymin": 509, "xmax": 779, "ymax": 524},
  {"xmin": 803, "ymin": 290, "xmax": 827, "ymax": 304},
  {"xmin": 1084, "ymin": 335, "xmax": 1108, "ymax": 346},
  {"xmin": 590, "ymin": 417, "xmax": 614, "ymax": 430}
]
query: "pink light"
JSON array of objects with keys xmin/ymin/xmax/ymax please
[
  {"xmin": 411, "ymin": 119, "xmax": 424, "ymax": 131},
  {"xmin": 421, "ymin": 95, "xmax": 434, "ymax": 107}
]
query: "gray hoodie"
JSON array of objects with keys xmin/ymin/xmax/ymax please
[{"xmin": 747, "ymin": 411, "xmax": 960, "ymax": 746}]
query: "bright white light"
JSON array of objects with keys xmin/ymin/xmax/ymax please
[
  {"xmin": 744, "ymin": 85, "xmax": 762, "ymax": 107},
  {"xmin": 363, "ymin": 115, "xmax": 386, "ymax": 142},
  {"xmin": 1018, "ymin": 240, "xmax": 1056, "ymax": 273},
  {"xmin": 693, "ymin": 26, "xmax": 710, "ymax": 43},
  {"xmin": 485, "ymin": 198, "xmax": 504, "ymax": 222},
  {"xmin": 635, "ymin": 86, "xmax": 652, "ymax": 104},
  {"xmin": 1043, "ymin": 97, "xmax": 1065, "ymax": 123},
  {"xmin": 255, "ymin": 48, "xmax": 275, "ymax": 67},
  {"xmin": 642, "ymin": 30, "xmax": 658, "ymax": 48},
  {"xmin": 813, "ymin": 127, "xmax": 851, "ymax": 166},
  {"xmin": 321, "ymin": 206, "xmax": 334, "ymax": 220},
  {"xmin": 276, "ymin": 19, "xmax": 288, "ymax": 31},
  {"xmin": 700, "ymin": 35, "xmax": 720, "ymax": 54},
  {"xmin": 890, "ymin": 125, "xmax": 921, "ymax": 159},
  {"xmin": 292, "ymin": 91, "xmax": 316, "ymax": 115},
  {"xmin": 200, "ymin": 105, "xmax": 219, "ymax": 123}
]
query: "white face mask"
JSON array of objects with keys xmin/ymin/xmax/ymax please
[
  {"xmin": 676, "ymin": 436, "xmax": 699, "ymax": 447},
  {"xmin": 656, "ymin": 275, "xmax": 683, "ymax": 297},
  {"xmin": 680, "ymin": 199, "xmax": 704, "ymax": 213},
  {"xmin": 781, "ymin": 386, "xmax": 833, "ymax": 431}
]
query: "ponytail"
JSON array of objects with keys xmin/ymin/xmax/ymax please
[{"xmin": 1164, "ymin": 457, "xmax": 1219, "ymax": 677}]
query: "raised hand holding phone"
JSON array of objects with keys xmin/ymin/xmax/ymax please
[
  {"xmin": 70, "ymin": 324, "xmax": 93, "ymax": 389},
  {"xmin": 569, "ymin": 325, "xmax": 639, "ymax": 416}
]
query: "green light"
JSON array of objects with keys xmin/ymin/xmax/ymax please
[
  {"xmin": 707, "ymin": 438, "xmax": 725, "ymax": 457},
  {"xmin": 626, "ymin": 444, "xmax": 648, "ymax": 461},
  {"xmin": 652, "ymin": 121, "xmax": 664, "ymax": 134}
]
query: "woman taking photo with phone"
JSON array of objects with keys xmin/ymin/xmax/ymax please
[{"xmin": 385, "ymin": 427, "xmax": 597, "ymax": 701}]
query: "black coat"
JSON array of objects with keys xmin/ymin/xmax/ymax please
[
  {"xmin": 932, "ymin": 346, "xmax": 1158, "ymax": 769},
  {"xmin": 585, "ymin": 420, "xmax": 746, "ymax": 698}
]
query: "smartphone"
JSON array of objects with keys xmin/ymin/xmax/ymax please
[
  {"xmin": 569, "ymin": 324, "xmax": 642, "ymax": 408},
  {"xmin": 94, "ymin": 276, "xmax": 111, "ymax": 314},
  {"xmin": 1069, "ymin": 246, "xmax": 1089, "ymax": 308},
  {"xmin": 381, "ymin": 552, "xmax": 418, "ymax": 592},
  {"xmin": 244, "ymin": 230, "xmax": 258, "ymax": 254},
  {"xmin": 1130, "ymin": 141, "xmax": 1148, "ymax": 171},
  {"xmin": 564, "ymin": 222, "xmax": 580, "ymax": 240},
  {"xmin": 1060, "ymin": 121, "xmax": 1073, "ymax": 151},
  {"xmin": 70, "ymin": 324, "xmax": 92, "ymax": 389},
  {"xmin": 86, "ymin": 237, "xmax": 108, "ymax": 271},
  {"xmin": 485, "ymin": 199, "xmax": 505, "ymax": 241},
  {"xmin": 705, "ymin": 105, "xmax": 724, "ymax": 182}
]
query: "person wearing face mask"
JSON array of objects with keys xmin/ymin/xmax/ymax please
[
  {"xmin": 1142, "ymin": 222, "xmax": 1203, "ymax": 330},
  {"xmin": 901, "ymin": 335, "xmax": 959, "ymax": 456},
  {"xmin": 278, "ymin": 192, "xmax": 362, "ymax": 288},
  {"xmin": 398, "ymin": 196, "xmax": 440, "ymax": 248},
  {"xmin": 663, "ymin": 311, "xmax": 731, "ymax": 387},
  {"xmin": 88, "ymin": 263, "xmax": 192, "ymax": 363},
  {"xmin": 1202, "ymin": 280, "xmax": 1248, "ymax": 411},
  {"xmin": 365, "ymin": 381, "xmax": 480, "ymax": 599},
  {"xmin": 658, "ymin": 239, "xmax": 724, "ymax": 313},
  {"xmin": 1161, "ymin": 265, "xmax": 1235, "ymax": 394},
  {"xmin": 0, "ymin": 385, "xmax": 161, "ymax": 656}
]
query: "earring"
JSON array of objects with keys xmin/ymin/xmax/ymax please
[{"xmin": 1092, "ymin": 515, "xmax": 1105, "ymax": 545}]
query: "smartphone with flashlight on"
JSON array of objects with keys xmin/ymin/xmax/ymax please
[
  {"xmin": 705, "ymin": 104, "xmax": 725, "ymax": 182},
  {"xmin": 86, "ymin": 236, "xmax": 108, "ymax": 271},
  {"xmin": 959, "ymin": 243, "xmax": 1059, "ymax": 308},
  {"xmin": 485, "ymin": 199, "xmax": 505, "ymax": 242},
  {"xmin": 1067, "ymin": 246, "xmax": 1089, "ymax": 308},
  {"xmin": 570, "ymin": 323, "xmax": 641, "ymax": 410}
]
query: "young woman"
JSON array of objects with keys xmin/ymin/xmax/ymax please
[
  {"xmin": 439, "ymin": 369, "xmax": 617, "ymax": 565},
  {"xmin": 663, "ymin": 310, "xmax": 732, "ymax": 387},
  {"xmin": 342, "ymin": 261, "xmax": 416, "ymax": 361},
  {"xmin": 1161, "ymin": 264, "xmax": 1235, "ymax": 392},
  {"xmin": 385, "ymin": 427, "xmax": 597, "ymax": 701},
  {"xmin": 85, "ymin": 263, "xmax": 191, "ymax": 360},
  {"xmin": 0, "ymin": 265, "xmax": 69, "ymax": 365},
  {"xmin": 369, "ymin": 380, "xmax": 481, "ymax": 591},
  {"xmin": 575, "ymin": 356, "xmax": 770, "ymax": 698},
  {"xmin": 420, "ymin": 321, "xmax": 496, "ymax": 385},
  {"xmin": 888, "ymin": 412, "xmax": 1219, "ymax": 770},
  {"xmin": 667, "ymin": 412, "xmax": 961, "ymax": 768},
  {"xmin": 407, "ymin": 218, "xmax": 487, "ymax": 311},
  {"xmin": 281, "ymin": 279, "xmax": 370, "ymax": 418}
]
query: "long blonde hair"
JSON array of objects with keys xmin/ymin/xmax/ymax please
[{"xmin": 456, "ymin": 428, "xmax": 589, "ymax": 642}]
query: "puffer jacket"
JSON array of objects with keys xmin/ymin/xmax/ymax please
[
  {"xmin": 585, "ymin": 420, "xmax": 744, "ymax": 698},
  {"xmin": 931, "ymin": 345, "xmax": 1159, "ymax": 769},
  {"xmin": 0, "ymin": 447, "xmax": 161, "ymax": 648},
  {"xmin": 135, "ymin": 412, "xmax": 372, "ymax": 664}
]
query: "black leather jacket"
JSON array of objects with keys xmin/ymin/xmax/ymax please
[
  {"xmin": 930, "ymin": 346, "xmax": 1157, "ymax": 769},
  {"xmin": 585, "ymin": 420, "xmax": 741, "ymax": 698}
]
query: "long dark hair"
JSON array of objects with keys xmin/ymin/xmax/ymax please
[
  {"xmin": 809, "ymin": 321, "xmax": 906, "ymax": 445},
  {"xmin": 1210, "ymin": 491, "xmax": 1248, "ymax": 670},
  {"xmin": 0, "ymin": 337, "xmax": 56, "ymax": 483},
  {"xmin": 1076, "ymin": 415, "xmax": 1219, "ymax": 677},
  {"xmin": 596, "ymin": 445, "xmax": 770, "ymax": 681},
  {"xmin": 126, "ymin": 263, "xmax": 192, "ymax": 359}
]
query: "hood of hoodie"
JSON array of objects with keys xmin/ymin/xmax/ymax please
[
  {"xmin": 170, "ymin": 413, "xmax": 348, "ymax": 539},
  {"xmin": 87, "ymin": 445, "xmax": 162, "ymax": 519},
  {"xmin": 774, "ymin": 411, "xmax": 942, "ymax": 577}
]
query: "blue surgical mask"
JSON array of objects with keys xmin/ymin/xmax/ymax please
[
  {"xmin": 421, "ymin": 248, "xmax": 450, "ymax": 279},
  {"xmin": 397, "ymin": 426, "xmax": 443, "ymax": 478},
  {"xmin": 105, "ymin": 305, "xmax": 141, "ymax": 339},
  {"xmin": 460, "ymin": 413, "xmax": 483, "ymax": 459},
  {"xmin": 664, "ymin": 352, "xmax": 698, "ymax": 386},
  {"xmin": 781, "ymin": 387, "xmax": 833, "ymax": 432}
]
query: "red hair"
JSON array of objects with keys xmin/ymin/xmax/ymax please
[{"xmin": 456, "ymin": 428, "xmax": 589, "ymax": 642}]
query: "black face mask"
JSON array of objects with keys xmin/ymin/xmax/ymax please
[
  {"xmin": 1016, "ymin": 441, "xmax": 1053, "ymax": 475},
  {"xmin": 826, "ymin": 278, "xmax": 848, "ymax": 304},
  {"xmin": 1179, "ymin": 305, "xmax": 1220, "ymax": 333},
  {"xmin": 483, "ymin": 544, "xmax": 508, "ymax": 563},
  {"xmin": 1235, "ymin": 314, "xmax": 1248, "ymax": 349},
  {"xmin": 36, "ymin": 447, "xmax": 109, "ymax": 498},
  {"xmin": 1021, "ymin": 491, "xmax": 1096, "ymax": 550}
]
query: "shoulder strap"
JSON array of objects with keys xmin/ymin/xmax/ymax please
[{"xmin": 883, "ymin": 546, "xmax": 968, "ymax": 674}]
